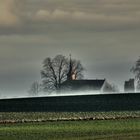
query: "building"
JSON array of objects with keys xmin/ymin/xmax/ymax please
[
  {"xmin": 61, "ymin": 79, "xmax": 107, "ymax": 93},
  {"xmin": 124, "ymin": 79, "xmax": 135, "ymax": 92},
  {"xmin": 61, "ymin": 55, "xmax": 116, "ymax": 94}
]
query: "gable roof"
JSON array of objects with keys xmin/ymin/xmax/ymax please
[{"xmin": 61, "ymin": 79, "xmax": 105, "ymax": 91}]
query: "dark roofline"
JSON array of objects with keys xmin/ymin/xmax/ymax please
[
  {"xmin": 63, "ymin": 79, "xmax": 106, "ymax": 82},
  {"xmin": 61, "ymin": 79, "xmax": 106, "ymax": 91}
]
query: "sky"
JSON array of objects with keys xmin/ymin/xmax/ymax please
[{"xmin": 0, "ymin": 0, "xmax": 140, "ymax": 97}]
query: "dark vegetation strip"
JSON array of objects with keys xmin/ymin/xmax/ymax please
[{"xmin": 0, "ymin": 93, "xmax": 140, "ymax": 112}]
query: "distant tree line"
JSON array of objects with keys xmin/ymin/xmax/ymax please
[
  {"xmin": 29, "ymin": 54, "xmax": 122, "ymax": 96},
  {"xmin": 28, "ymin": 55, "xmax": 140, "ymax": 95},
  {"xmin": 29, "ymin": 54, "xmax": 84, "ymax": 95}
]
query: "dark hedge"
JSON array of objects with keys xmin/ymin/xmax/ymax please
[{"xmin": 0, "ymin": 93, "xmax": 140, "ymax": 112}]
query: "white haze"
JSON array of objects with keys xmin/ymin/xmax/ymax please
[{"xmin": 0, "ymin": 90, "xmax": 134, "ymax": 100}]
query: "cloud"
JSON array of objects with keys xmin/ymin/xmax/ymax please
[
  {"xmin": 0, "ymin": 0, "xmax": 22, "ymax": 27},
  {"xmin": 1, "ymin": 0, "xmax": 140, "ymax": 34},
  {"xmin": 33, "ymin": 0, "xmax": 140, "ymax": 27},
  {"xmin": 34, "ymin": 8, "xmax": 140, "ymax": 27},
  {"xmin": 35, "ymin": 10, "xmax": 50, "ymax": 19}
]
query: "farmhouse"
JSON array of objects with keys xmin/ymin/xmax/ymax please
[{"xmin": 61, "ymin": 79, "xmax": 108, "ymax": 93}]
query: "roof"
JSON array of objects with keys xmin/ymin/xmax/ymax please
[{"xmin": 61, "ymin": 79, "xmax": 105, "ymax": 91}]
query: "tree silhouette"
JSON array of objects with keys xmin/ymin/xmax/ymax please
[
  {"xmin": 41, "ymin": 55, "xmax": 84, "ymax": 93},
  {"xmin": 103, "ymin": 82, "xmax": 119, "ymax": 93},
  {"xmin": 28, "ymin": 81, "xmax": 41, "ymax": 96},
  {"xmin": 131, "ymin": 56, "xmax": 140, "ymax": 91}
]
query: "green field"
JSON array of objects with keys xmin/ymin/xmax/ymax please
[
  {"xmin": 0, "ymin": 112, "xmax": 140, "ymax": 140},
  {"xmin": 0, "ymin": 119, "xmax": 140, "ymax": 140}
]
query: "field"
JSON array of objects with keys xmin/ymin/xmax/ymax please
[
  {"xmin": 0, "ymin": 111, "xmax": 140, "ymax": 140},
  {"xmin": 0, "ymin": 111, "xmax": 140, "ymax": 123},
  {"xmin": 0, "ymin": 118, "xmax": 140, "ymax": 140}
]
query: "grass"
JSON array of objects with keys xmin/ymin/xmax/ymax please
[
  {"xmin": 0, "ymin": 118, "xmax": 140, "ymax": 140},
  {"xmin": 0, "ymin": 111, "xmax": 140, "ymax": 140}
]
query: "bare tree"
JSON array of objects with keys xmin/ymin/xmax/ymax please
[
  {"xmin": 131, "ymin": 56, "xmax": 140, "ymax": 91},
  {"xmin": 41, "ymin": 55, "xmax": 84, "ymax": 93},
  {"xmin": 103, "ymin": 82, "xmax": 119, "ymax": 93},
  {"xmin": 28, "ymin": 81, "xmax": 41, "ymax": 96},
  {"xmin": 70, "ymin": 59, "xmax": 84, "ymax": 80}
]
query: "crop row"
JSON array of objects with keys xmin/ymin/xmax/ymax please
[{"xmin": 0, "ymin": 111, "xmax": 140, "ymax": 123}]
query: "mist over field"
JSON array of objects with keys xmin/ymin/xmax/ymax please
[{"xmin": 0, "ymin": 0, "xmax": 140, "ymax": 97}]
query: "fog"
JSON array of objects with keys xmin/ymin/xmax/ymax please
[{"xmin": 0, "ymin": 0, "xmax": 140, "ymax": 98}]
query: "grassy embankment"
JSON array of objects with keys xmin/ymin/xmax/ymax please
[
  {"xmin": 0, "ymin": 118, "xmax": 140, "ymax": 140},
  {"xmin": 0, "ymin": 112, "xmax": 140, "ymax": 140}
]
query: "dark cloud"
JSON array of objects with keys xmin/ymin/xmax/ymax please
[{"xmin": 1, "ymin": 0, "xmax": 140, "ymax": 35}]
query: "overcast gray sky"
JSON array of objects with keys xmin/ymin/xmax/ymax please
[{"xmin": 0, "ymin": 0, "xmax": 140, "ymax": 97}]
